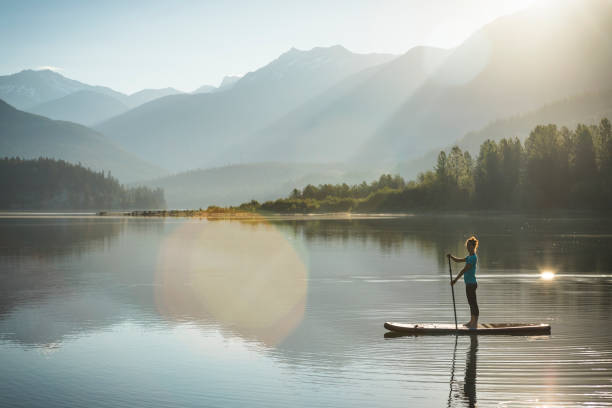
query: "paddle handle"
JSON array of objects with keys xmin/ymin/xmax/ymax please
[{"xmin": 448, "ymin": 257, "xmax": 458, "ymax": 331}]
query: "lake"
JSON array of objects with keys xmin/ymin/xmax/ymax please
[{"xmin": 0, "ymin": 214, "xmax": 611, "ymax": 407}]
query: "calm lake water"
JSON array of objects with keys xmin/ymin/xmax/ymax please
[{"xmin": 0, "ymin": 214, "xmax": 611, "ymax": 407}]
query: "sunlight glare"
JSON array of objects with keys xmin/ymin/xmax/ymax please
[
  {"xmin": 540, "ymin": 270, "xmax": 555, "ymax": 280},
  {"xmin": 155, "ymin": 217, "xmax": 308, "ymax": 347}
]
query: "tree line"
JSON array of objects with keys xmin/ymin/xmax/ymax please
[
  {"xmin": 0, "ymin": 157, "xmax": 166, "ymax": 210},
  {"xmin": 233, "ymin": 118, "xmax": 612, "ymax": 213}
]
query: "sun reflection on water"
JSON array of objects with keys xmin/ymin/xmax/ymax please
[{"xmin": 540, "ymin": 270, "xmax": 555, "ymax": 280}]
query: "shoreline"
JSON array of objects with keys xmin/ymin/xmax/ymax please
[
  {"xmin": 96, "ymin": 209, "xmax": 612, "ymax": 220},
  {"xmin": 98, "ymin": 210, "xmax": 412, "ymax": 220}
]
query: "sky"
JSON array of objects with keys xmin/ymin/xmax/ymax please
[{"xmin": 0, "ymin": 0, "xmax": 542, "ymax": 94}]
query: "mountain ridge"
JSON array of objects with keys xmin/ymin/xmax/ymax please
[
  {"xmin": 233, "ymin": 45, "xmax": 451, "ymax": 164},
  {"xmin": 355, "ymin": 0, "xmax": 612, "ymax": 164},
  {"xmin": 28, "ymin": 90, "xmax": 130, "ymax": 126},
  {"xmin": 96, "ymin": 45, "xmax": 396, "ymax": 171},
  {"xmin": 0, "ymin": 69, "xmax": 184, "ymax": 125},
  {"xmin": 0, "ymin": 99, "xmax": 165, "ymax": 182}
]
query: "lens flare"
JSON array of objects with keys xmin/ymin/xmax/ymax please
[
  {"xmin": 155, "ymin": 217, "xmax": 308, "ymax": 346},
  {"xmin": 540, "ymin": 270, "xmax": 555, "ymax": 280}
]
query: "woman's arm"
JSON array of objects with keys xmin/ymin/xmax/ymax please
[
  {"xmin": 446, "ymin": 254, "xmax": 466, "ymax": 263},
  {"xmin": 451, "ymin": 264, "xmax": 469, "ymax": 285}
]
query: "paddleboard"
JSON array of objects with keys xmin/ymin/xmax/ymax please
[{"xmin": 384, "ymin": 322, "xmax": 551, "ymax": 335}]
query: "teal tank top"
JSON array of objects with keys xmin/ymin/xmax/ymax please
[{"xmin": 464, "ymin": 254, "xmax": 477, "ymax": 284}]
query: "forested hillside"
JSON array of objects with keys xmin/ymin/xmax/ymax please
[
  {"xmin": 0, "ymin": 99, "xmax": 164, "ymax": 182},
  {"xmin": 0, "ymin": 158, "xmax": 166, "ymax": 210},
  {"xmin": 233, "ymin": 119, "xmax": 612, "ymax": 213},
  {"xmin": 399, "ymin": 89, "xmax": 612, "ymax": 178}
]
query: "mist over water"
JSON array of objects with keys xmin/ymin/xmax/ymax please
[{"xmin": 0, "ymin": 214, "xmax": 610, "ymax": 407}]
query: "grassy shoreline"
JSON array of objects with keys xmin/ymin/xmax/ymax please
[
  {"xmin": 98, "ymin": 208, "xmax": 612, "ymax": 219},
  {"xmin": 98, "ymin": 209, "xmax": 413, "ymax": 219}
]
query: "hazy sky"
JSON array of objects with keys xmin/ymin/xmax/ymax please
[{"xmin": 1, "ymin": 0, "xmax": 542, "ymax": 94}]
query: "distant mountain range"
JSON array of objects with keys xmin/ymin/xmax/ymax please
[
  {"xmin": 2, "ymin": 0, "xmax": 612, "ymax": 206},
  {"xmin": 28, "ymin": 90, "xmax": 129, "ymax": 126},
  {"xmin": 192, "ymin": 75, "xmax": 241, "ymax": 94},
  {"xmin": 0, "ymin": 69, "xmax": 119, "ymax": 110},
  {"xmin": 123, "ymin": 88, "xmax": 183, "ymax": 109},
  {"xmin": 0, "ymin": 69, "xmax": 182, "ymax": 125},
  {"xmin": 0, "ymin": 100, "xmax": 164, "ymax": 182},
  {"xmin": 233, "ymin": 46, "xmax": 451, "ymax": 164},
  {"xmin": 92, "ymin": 0, "xmax": 612, "ymax": 175},
  {"xmin": 96, "ymin": 45, "xmax": 395, "ymax": 171}
]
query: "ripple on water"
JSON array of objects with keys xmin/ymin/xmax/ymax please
[{"xmin": 0, "ymin": 216, "xmax": 611, "ymax": 407}]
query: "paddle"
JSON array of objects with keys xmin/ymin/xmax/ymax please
[{"xmin": 448, "ymin": 256, "xmax": 458, "ymax": 331}]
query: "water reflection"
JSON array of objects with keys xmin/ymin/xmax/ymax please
[
  {"xmin": 155, "ymin": 218, "xmax": 307, "ymax": 346},
  {"xmin": 0, "ymin": 215, "xmax": 611, "ymax": 407},
  {"xmin": 446, "ymin": 335, "xmax": 477, "ymax": 408},
  {"xmin": 263, "ymin": 215, "xmax": 612, "ymax": 273},
  {"xmin": 0, "ymin": 217, "xmax": 166, "ymax": 345},
  {"xmin": 447, "ymin": 336, "xmax": 459, "ymax": 408},
  {"xmin": 463, "ymin": 335, "xmax": 478, "ymax": 407}
]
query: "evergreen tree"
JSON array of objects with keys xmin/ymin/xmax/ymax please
[
  {"xmin": 0, "ymin": 157, "xmax": 166, "ymax": 210},
  {"xmin": 524, "ymin": 125, "xmax": 565, "ymax": 208},
  {"xmin": 474, "ymin": 140, "xmax": 502, "ymax": 208},
  {"xmin": 498, "ymin": 138, "xmax": 523, "ymax": 208},
  {"xmin": 594, "ymin": 118, "xmax": 612, "ymax": 206},
  {"xmin": 571, "ymin": 124, "xmax": 599, "ymax": 208}
]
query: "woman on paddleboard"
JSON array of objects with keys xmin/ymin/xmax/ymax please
[{"xmin": 447, "ymin": 236, "xmax": 479, "ymax": 328}]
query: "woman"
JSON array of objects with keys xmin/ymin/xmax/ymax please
[{"xmin": 447, "ymin": 236, "xmax": 479, "ymax": 328}]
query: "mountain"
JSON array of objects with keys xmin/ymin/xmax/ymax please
[
  {"xmin": 458, "ymin": 89, "xmax": 612, "ymax": 153},
  {"xmin": 192, "ymin": 84, "xmax": 216, "ymax": 94},
  {"xmin": 25, "ymin": 86, "xmax": 183, "ymax": 126},
  {"xmin": 235, "ymin": 46, "xmax": 451, "ymax": 164},
  {"xmin": 139, "ymin": 162, "xmax": 378, "ymax": 208},
  {"xmin": 398, "ymin": 89, "xmax": 612, "ymax": 178},
  {"xmin": 0, "ymin": 99, "xmax": 165, "ymax": 182},
  {"xmin": 0, "ymin": 69, "xmax": 185, "ymax": 125},
  {"xmin": 192, "ymin": 76, "xmax": 241, "ymax": 94},
  {"xmin": 28, "ymin": 90, "xmax": 129, "ymax": 126},
  {"xmin": 0, "ymin": 69, "xmax": 125, "ymax": 110},
  {"xmin": 217, "ymin": 75, "xmax": 241, "ymax": 91},
  {"xmin": 356, "ymin": 0, "xmax": 612, "ymax": 165},
  {"xmin": 125, "ymin": 87, "xmax": 183, "ymax": 108},
  {"xmin": 96, "ymin": 45, "xmax": 395, "ymax": 171}
]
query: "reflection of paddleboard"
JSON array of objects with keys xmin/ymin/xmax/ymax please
[{"xmin": 384, "ymin": 322, "xmax": 551, "ymax": 335}]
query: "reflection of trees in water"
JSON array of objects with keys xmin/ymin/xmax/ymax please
[
  {"xmin": 0, "ymin": 218, "xmax": 123, "ymax": 258},
  {"xmin": 0, "ymin": 218, "xmax": 124, "ymax": 317},
  {"xmin": 0, "ymin": 217, "xmax": 165, "ymax": 345},
  {"xmin": 2, "ymin": 215, "xmax": 612, "ymax": 356},
  {"xmin": 249, "ymin": 215, "xmax": 612, "ymax": 273},
  {"xmin": 0, "ymin": 217, "xmax": 165, "ymax": 258}
]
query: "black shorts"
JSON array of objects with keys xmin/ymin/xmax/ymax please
[{"xmin": 465, "ymin": 283, "xmax": 479, "ymax": 317}]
